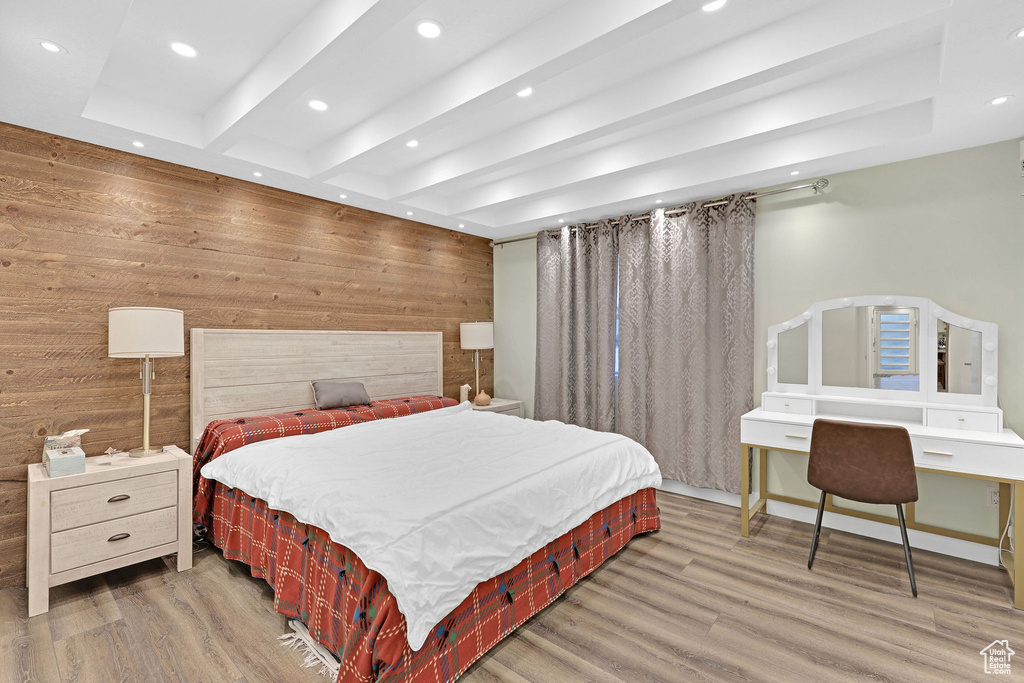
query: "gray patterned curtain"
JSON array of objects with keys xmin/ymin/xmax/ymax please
[
  {"xmin": 534, "ymin": 222, "xmax": 619, "ymax": 430},
  {"xmin": 617, "ymin": 198, "xmax": 755, "ymax": 492}
]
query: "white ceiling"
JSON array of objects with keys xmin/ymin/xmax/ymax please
[{"xmin": 1, "ymin": 0, "xmax": 1022, "ymax": 240}]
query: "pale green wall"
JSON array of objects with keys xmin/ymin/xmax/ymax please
[
  {"xmin": 494, "ymin": 138, "xmax": 1024, "ymax": 538},
  {"xmin": 755, "ymin": 138, "xmax": 1024, "ymax": 536},
  {"xmin": 493, "ymin": 238, "xmax": 537, "ymax": 418}
]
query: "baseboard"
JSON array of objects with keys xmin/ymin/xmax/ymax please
[
  {"xmin": 766, "ymin": 500, "xmax": 999, "ymax": 566},
  {"xmin": 657, "ymin": 478, "xmax": 999, "ymax": 566},
  {"xmin": 657, "ymin": 479, "xmax": 742, "ymax": 508}
]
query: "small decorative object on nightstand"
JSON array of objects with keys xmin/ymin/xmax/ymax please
[
  {"xmin": 26, "ymin": 446, "xmax": 193, "ymax": 617},
  {"xmin": 471, "ymin": 398, "xmax": 524, "ymax": 418}
]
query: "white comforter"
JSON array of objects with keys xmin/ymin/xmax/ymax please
[{"xmin": 200, "ymin": 402, "xmax": 661, "ymax": 651}]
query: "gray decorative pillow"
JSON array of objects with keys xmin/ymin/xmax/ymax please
[{"xmin": 311, "ymin": 381, "xmax": 372, "ymax": 410}]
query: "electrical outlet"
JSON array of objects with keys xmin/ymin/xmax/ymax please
[{"xmin": 987, "ymin": 486, "xmax": 1000, "ymax": 508}]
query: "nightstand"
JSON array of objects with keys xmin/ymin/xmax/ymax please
[
  {"xmin": 472, "ymin": 398, "xmax": 524, "ymax": 418},
  {"xmin": 26, "ymin": 446, "xmax": 192, "ymax": 617}
]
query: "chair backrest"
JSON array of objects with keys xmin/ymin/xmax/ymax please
[{"xmin": 807, "ymin": 419, "xmax": 918, "ymax": 504}]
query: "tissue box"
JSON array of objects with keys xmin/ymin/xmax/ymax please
[
  {"xmin": 44, "ymin": 446, "xmax": 86, "ymax": 478},
  {"xmin": 43, "ymin": 429, "xmax": 89, "ymax": 456}
]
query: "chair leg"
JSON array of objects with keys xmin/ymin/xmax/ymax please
[
  {"xmin": 808, "ymin": 491, "xmax": 826, "ymax": 569},
  {"xmin": 896, "ymin": 504, "xmax": 918, "ymax": 597}
]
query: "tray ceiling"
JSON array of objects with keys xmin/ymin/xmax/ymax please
[{"xmin": 1, "ymin": 0, "xmax": 1022, "ymax": 239}]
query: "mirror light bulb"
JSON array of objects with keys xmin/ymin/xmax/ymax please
[
  {"xmin": 985, "ymin": 376, "xmax": 997, "ymax": 386},
  {"xmin": 766, "ymin": 366, "xmax": 776, "ymax": 375},
  {"xmin": 766, "ymin": 340, "xmax": 776, "ymax": 349},
  {"xmin": 932, "ymin": 308, "xmax": 944, "ymax": 318},
  {"xmin": 842, "ymin": 298, "xmax": 853, "ymax": 307},
  {"xmin": 984, "ymin": 342, "xmax": 997, "ymax": 352},
  {"xmin": 962, "ymin": 319, "xmax": 974, "ymax": 329}
]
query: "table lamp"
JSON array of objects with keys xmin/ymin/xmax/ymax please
[
  {"xmin": 108, "ymin": 307, "xmax": 185, "ymax": 456},
  {"xmin": 460, "ymin": 322, "xmax": 493, "ymax": 405}
]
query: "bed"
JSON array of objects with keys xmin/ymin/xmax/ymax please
[{"xmin": 190, "ymin": 329, "xmax": 661, "ymax": 683}]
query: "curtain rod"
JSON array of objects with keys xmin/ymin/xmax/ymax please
[{"xmin": 490, "ymin": 178, "xmax": 829, "ymax": 247}]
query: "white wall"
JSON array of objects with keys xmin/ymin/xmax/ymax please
[
  {"xmin": 755, "ymin": 138, "xmax": 1024, "ymax": 539},
  {"xmin": 493, "ymin": 138, "xmax": 1024, "ymax": 551},
  {"xmin": 493, "ymin": 238, "xmax": 537, "ymax": 418}
]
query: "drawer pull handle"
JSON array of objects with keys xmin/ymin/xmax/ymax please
[
  {"xmin": 107, "ymin": 494, "xmax": 131, "ymax": 503},
  {"xmin": 107, "ymin": 533, "xmax": 131, "ymax": 542},
  {"xmin": 785, "ymin": 434, "xmax": 808, "ymax": 439},
  {"xmin": 922, "ymin": 449, "xmax": 953, "ymax": 456}
]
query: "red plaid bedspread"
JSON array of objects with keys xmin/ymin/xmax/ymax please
[
  {"xmin": 192, "ymin": 395, "xmax": 458, "ymax": 527},
  {"xmin": 209, "ymin": 485, "xmax": 659, "ymax": 683},
  {"xmin": 193, "ymin": 395, "xmax": 661, "ymax": 682}
]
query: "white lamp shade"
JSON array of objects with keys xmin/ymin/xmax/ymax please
[
  {"xmin": 460, "ymin": 322, "xmax": 493, "ymax": 350},
  {"xmin": 108, "ymin": 307, "xmax": 185, "ymax": 358}
]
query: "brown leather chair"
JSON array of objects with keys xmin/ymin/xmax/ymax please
[{"xmin": 806, "ymin": 418, "xmax": 919, "ymax": 596}]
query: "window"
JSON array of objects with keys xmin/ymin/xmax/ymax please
[{"xmin": 873, "ymin": 307, "xmax": 918, "ymax": 376}]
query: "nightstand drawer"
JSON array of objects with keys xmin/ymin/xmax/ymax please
[
  {"xmin": 491, "ymin": 405, "xmax": 522, "ymax": 416},
  {"xmin": 50, "ymin": 506, "xmax": 178, "ymax": 574},
  {"xmin": 50, "ymin": 470, "xmax": 178, "ymax": 532}
]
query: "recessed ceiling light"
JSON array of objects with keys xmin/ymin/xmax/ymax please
[
  {"xmin": 39, "ymin": 40, "xmax": 64, "ymax": 53},
  {"xmin": 253, "ymin": 171, "xmax": 262, "ymax": 177},
  {"xmin": 790, "ymin": 170, "xmax": 801, "ymax": 176},
  {"xmin": 558, "ymin": 219, "xmax": 565, "ymax": 224},
  {"xmin": 406, "ymin": 211, "xmax": 414, "ymax": 216},
  {"xmin": 417, "ymin": 20, "xmax": 442, "ymax": 39},
  {"xmin": 170, "ymin": 41, "xmax": 197, "ymax": 58},
  {"xmin": 517, "ymin": 87, "xmax": 534, "ymax": 98},
  {"xmin": 654, "ymin": 199, "xmax": 662, "ymax": 204},
  {"xmin": 406, "ymin": 139, "xmax": 419, "ymax": 148},
  {"xmin": 339, "ymin": 194, "xmax": 347, "ymax": 199},
  {"xmin": 988, "ymin": 95, "xmax": 1012, "ymax": 106},
  {"xmin": 132, "ymin": 141, "xmax": 144, "ymax": 148},
  {"xmin": 702, "ymin": 0, "xmax": 727, "ymax": 12},
  {"xmin": 308, "ymin": 99, "xmax": 328, "ymax": 111},
  {"xmin": 458, "ymin": 223, "xmax": 465, "ymax": 228},
  {"xmin": 1013, "ymin": 26, "xmax": 1024, "ymax": 39}
]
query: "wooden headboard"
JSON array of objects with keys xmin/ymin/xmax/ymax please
[{"xmin": 190, "ymin": 329, "xmax": 444, "ymax": 448}]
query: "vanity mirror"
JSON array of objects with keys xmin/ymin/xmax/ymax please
[
  {"xmin": 938, "ymin": 320, "xmax": 982, "ymax": 395},
  {"xmin": 763, "ymin": 295, "xmax": 1000, "ymax": 429},
  {"xmin": 821, "ymin": 305, "xmax": 920, "ymax": 392},
  {"xmin": 776, "ymin": 321, "xmax": 809, "ymax": 385}
]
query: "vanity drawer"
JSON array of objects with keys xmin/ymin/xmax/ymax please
[
  {"xmin": 913, "ymin": 437, "xmax": 1024, "ymax": 478},
  {"xmin": 926, "ymin": 408, "xmax": 1000, "ymax": 433},
  {"xmin": 50, "ymin": 471, "xmax": 178, "ymax": 532},
  {"xmin": 50, "ymin": 506, "xmax": 178, "ymax": 574},
  {"xmin": 741, "ymin": 419, "xmax": 812, "ymax": 452},
  {"xmin": 762, "ymin": 397, "xmax": 814, "ymax": 415}
]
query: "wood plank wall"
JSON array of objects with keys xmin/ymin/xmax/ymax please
[{"xmin": 0, "ymin": 122, "xmax": 494, "ymax": 588}]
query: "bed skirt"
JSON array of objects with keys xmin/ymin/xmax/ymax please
[{"xmin": 206, "ymin": 483, "xmax": 660, "ymax": 683}]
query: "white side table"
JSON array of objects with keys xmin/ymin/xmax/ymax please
[
  {"xmin": 26, "ymin": 446, "xmax": 193, "ymax": 617},
  {"xmin": 471, "ymin": 398, "xmax": 524, "ymax": 418}
]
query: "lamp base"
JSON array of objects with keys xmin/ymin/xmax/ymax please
[{"xmin": 128, "ymin": 446, "xmax": 162, "ymax": 458}]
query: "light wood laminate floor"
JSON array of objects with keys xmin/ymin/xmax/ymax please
[{"xmin": 2, "ymin": 492, "xmax": 1021, "ymax": 682}]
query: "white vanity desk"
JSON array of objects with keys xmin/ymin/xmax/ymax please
[{"xmin": 740, "ymin": 295, "xmax": 1024, "ymax": 608}]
